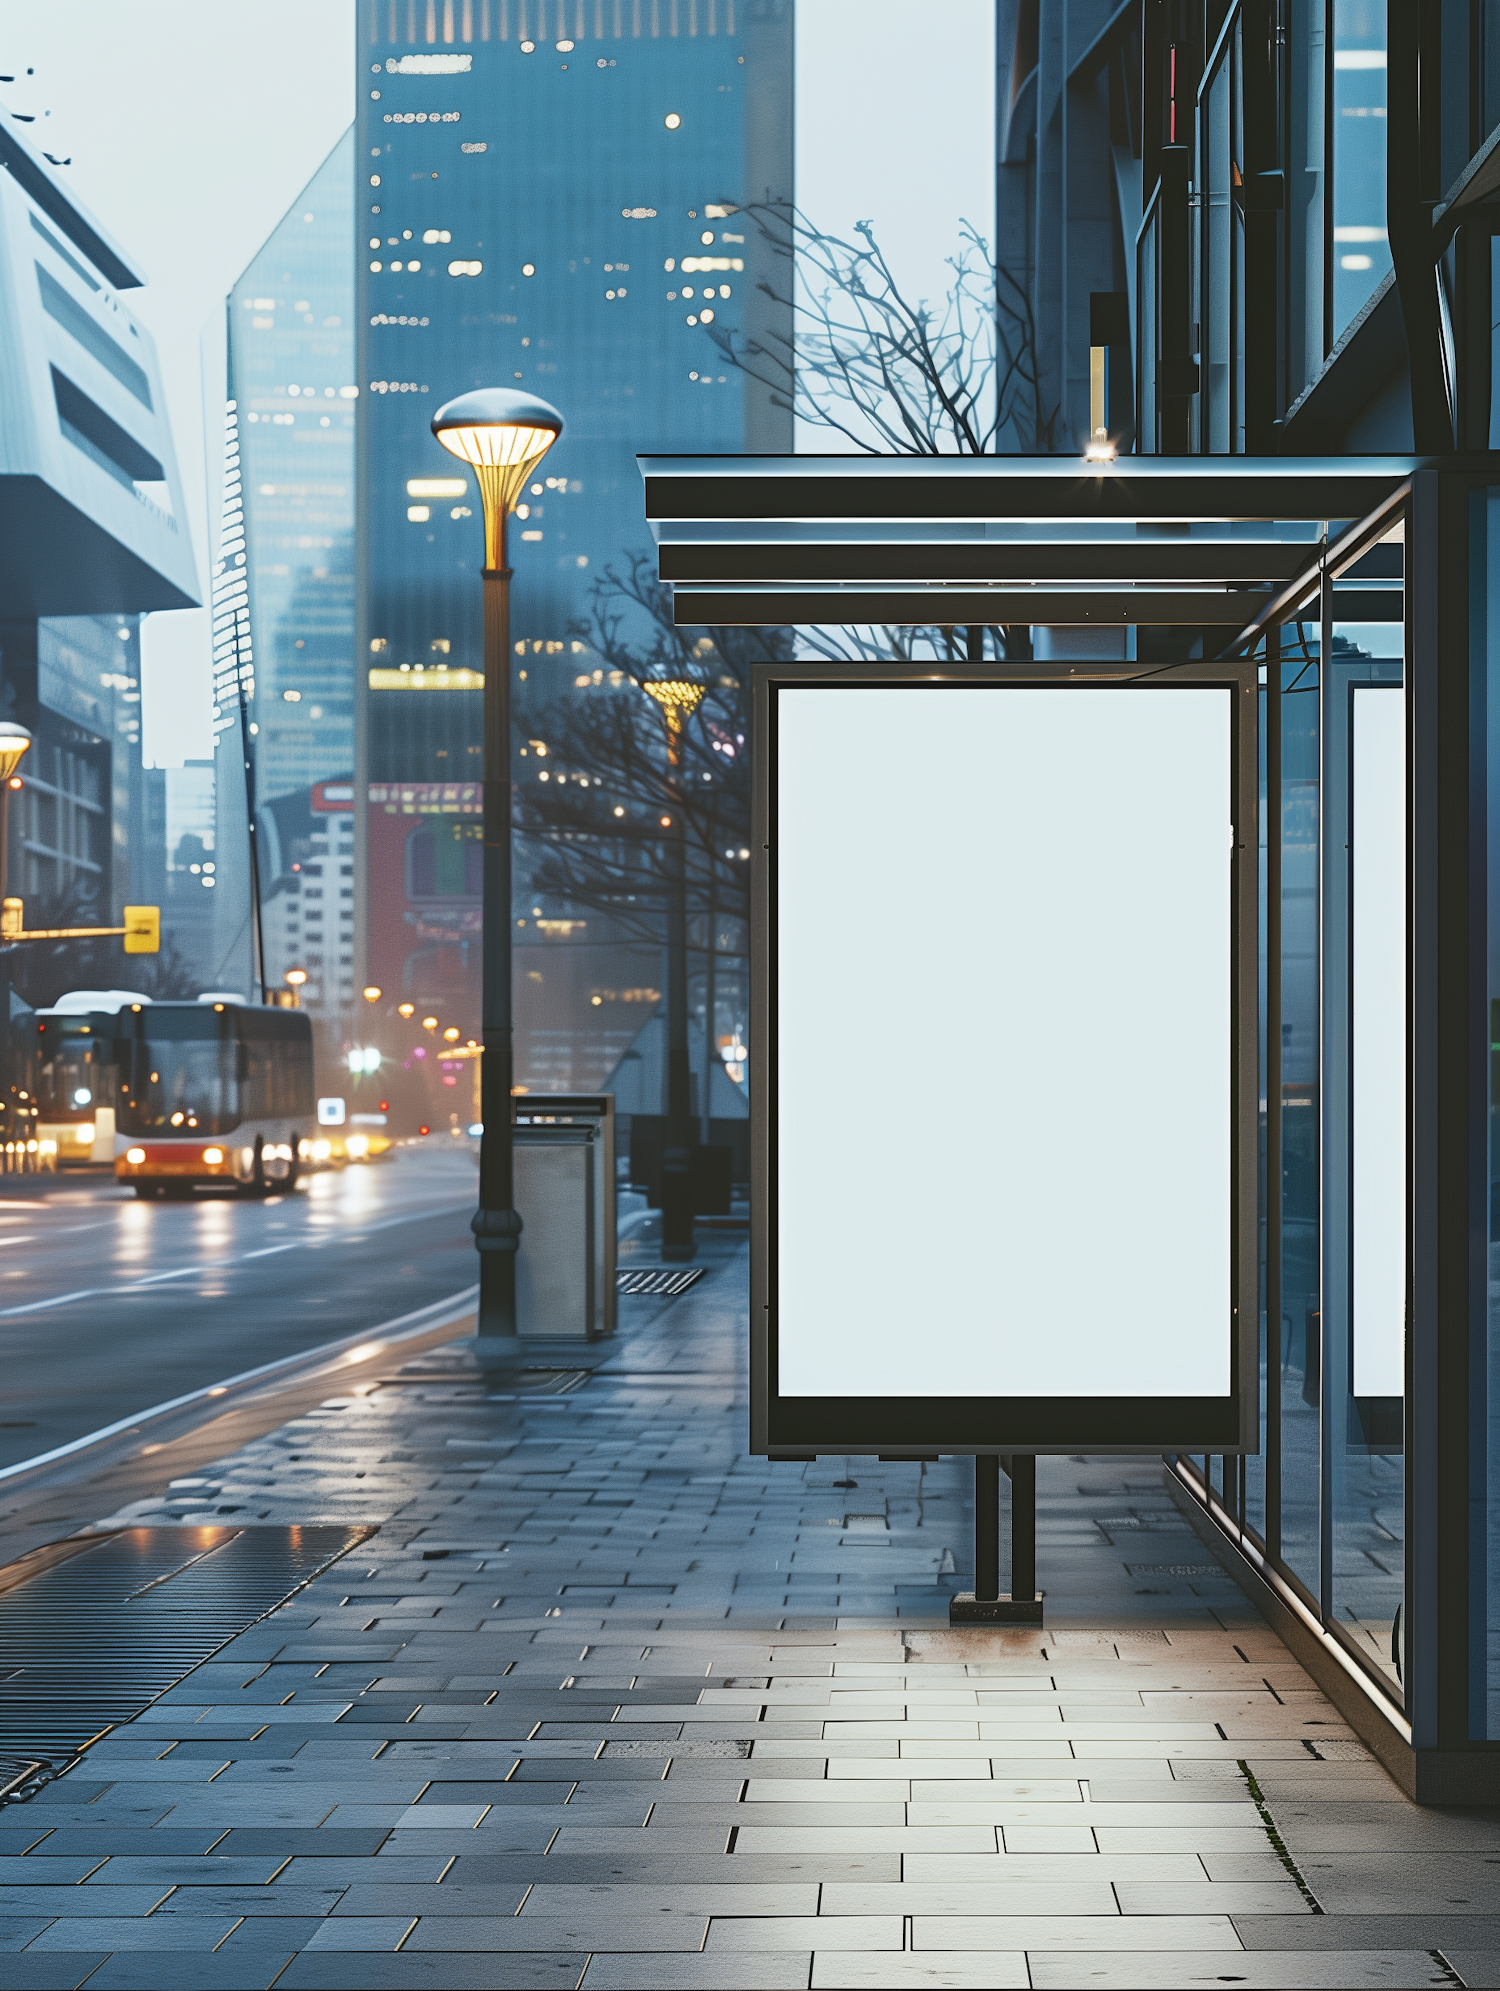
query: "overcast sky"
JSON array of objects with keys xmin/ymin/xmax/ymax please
[
  {"xmin": 0, "ymin": 0, "xmax": 355, "ymax": 764},
  {"xmin": 0, "ymin": 0, "xmax": 994, "ymax": 764}
]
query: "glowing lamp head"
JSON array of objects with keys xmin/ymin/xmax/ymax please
[
  {"xmin": 363, "ymin": 985, "xmax": 382, "ymax": 1003},
  {"xmin": 285, "ymin": 968, "xmax": 308, "ymax": 988},
  {"xmin": 398, "ymin": 1002, "xmax": 415, "ymax": 1018},
  {"xmin": 0, "ymin": 723, "xmax": 32, "ymax": 784},
  {"xmin": 431, "ymin": 388, "xmax": 563, "ymax": 565},
  {"xmin": 641, "ymin": 678, "xmax": 706, "ymax": 765}
]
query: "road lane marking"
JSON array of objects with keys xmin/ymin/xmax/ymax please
[{"xmin": 0, "ymin": 1284, "xmax": 478, "ymax": 1482}]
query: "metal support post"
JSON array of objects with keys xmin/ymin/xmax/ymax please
[
  {"xmin": 1008, "ymin": 1455, "xmax": 1037, "ymax": 1603},
  {"xmin": 472, "ymin": 552, "xmax": 525, "ymax": 1369},
  {"xmin": 974, "ymin": 1453, "xmax": 1000, "ymax": 1599},
  {"xmin": 950, "ymin": 1453, "xmax": 1043, "ymax": 1625}
]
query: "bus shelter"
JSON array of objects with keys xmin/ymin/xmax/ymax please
[{"xmin": 640, "ymin": 450, "xmax": 1500, "ymax": 1803}]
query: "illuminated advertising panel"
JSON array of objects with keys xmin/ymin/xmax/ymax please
[{"xmin": 751, "ymin": 669, "xmax": 1259, "ymax": 1455}]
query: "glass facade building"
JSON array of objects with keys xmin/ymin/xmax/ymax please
[
  {"xmin": 213, "ymin": 133, "xmax": 356, "ymax": 1011},
  {"xmin": 354, "ymin": 0, "xmax": 790, "ymax": 1086}
]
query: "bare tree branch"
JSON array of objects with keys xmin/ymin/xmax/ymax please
[{"xmin": 707, "ymin": 204, "xmax": 1057, "ymax": 456}]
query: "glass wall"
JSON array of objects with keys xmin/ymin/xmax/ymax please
[
  {"xmin": 1326, "ymin": 627, "xmax": 1405, "ymax": 1694},
  {"xmin": 1190, "ymin": 591, "xmax": 1406, "ymax": 1711},
  {"xmin": 1279, "ymin": 630, "xmax": 1323, "ymax": 1595}
]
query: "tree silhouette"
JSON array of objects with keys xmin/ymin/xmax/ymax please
[{"xmin": 515, "ymin": 551, "xmax": 789, "ymax": 944}]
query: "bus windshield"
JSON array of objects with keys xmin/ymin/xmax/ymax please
[
  {"xmin": 114, "ymin": 1005, "xmax": 313, "ymax": 1137},
  {"xmin": 117, "ymin": 1010, "xmax": 236, "ymax": 1136}
]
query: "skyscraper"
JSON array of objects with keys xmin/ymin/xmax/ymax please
[
  {"xmin": 354, "ymin": 1, "xmax": 791, "ymax": 1080},
  {"xmin": 211, "ymin": 132, "xmax": 357, "ymax": 1010}
]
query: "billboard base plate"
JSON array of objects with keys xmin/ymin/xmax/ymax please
[{"xmin": 949, "ymin": 1591, "xmax": 1044, "ymax": 1625}]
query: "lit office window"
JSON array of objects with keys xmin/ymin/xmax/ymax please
[{"xmin": 1330, "ymin": 0, "xmax": 1390, "ymax": 345}]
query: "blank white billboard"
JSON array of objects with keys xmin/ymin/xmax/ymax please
[
  {"xmin": 1352, "ymin": 685, "xmax": 1406, "ymax": 1399},
  {"xmin": 774, "ymin": 685, "xmax": 1233, "ymax": 1400}
]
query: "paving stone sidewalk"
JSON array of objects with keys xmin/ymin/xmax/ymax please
[{"xmin": 0, "ymin": 1233, "xmax": 1495, "ymax": 1989}]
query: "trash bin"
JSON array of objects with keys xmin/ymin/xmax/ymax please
[{"xmin": 513, "ymin": 1094, "xmax": 616, "ymax": 1339}]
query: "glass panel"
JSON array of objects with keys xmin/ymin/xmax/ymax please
[
  {"xmin": 1246, "ymin": 675, "xmax": 1269, "ymax": 1540},
  {"xmin": 1280, "ymin": 633, "xmax": 1322, "ymax": 1594},
  {"xmin": 1326, "ymin": 629, "xmax": 1405, "ymax": 1699},
  {"xmin": 1330, "ymin": 0, "xmax": 1390, "ymax": 344},
  {"xmin": 1481, "ymin": 488, "xmax": 1500, "ymax": 1734},
  {"xmin": 1200, "ymin": 43, "xmax": 1233, "ymax": 452},
  {"xmin": 1138, "ymin": 203, "xmax": 1158, "ymax": 453},
  {"xmin": 1483, "ymin": 4, "xmax": 1500, "ymax": 149}
]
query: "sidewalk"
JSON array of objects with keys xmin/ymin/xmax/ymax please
[{"xmin": 0, "ymin": 1234, "xmax": 1493, "ymax": 1989}]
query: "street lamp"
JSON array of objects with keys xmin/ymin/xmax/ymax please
[
  {"xmin": 0, "ymin": 724, "xmax": 31, "ymax": 897},
  {"xmin": 640, "ymin": 678, "xmax": 705, "ymax": 1262},
  {"xmin": 432, "ymin": 387, "xmax": 563, "ymax": 1365}
]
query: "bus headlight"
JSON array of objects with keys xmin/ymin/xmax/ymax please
[
  {"xmin": 125, "ymin": 1147, "xmax": 146, "ymax": 1165},
  {"xmin": 75, "ymin": 1124, "xmax": 95, "ymax": 1143},
  {"xmin": 345, "ymin": 1134, "xmax": 369, "ymax": 1159},
  {"xmin": 310, "ymin": 1139, "xmax": 332, "ymax": 1161},
  {"xmin": 203, "ymin": 1148, "xmax": 225, "ymax": 1166}
]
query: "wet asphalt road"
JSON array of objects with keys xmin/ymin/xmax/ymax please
[{"xmin": 0, "ymin": 1144, "xmax": 479, "ymax": 1472}]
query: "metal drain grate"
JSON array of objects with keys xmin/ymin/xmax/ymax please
[
  {"xmin": 617, "ymin": 1267, "xmax": 706, "ymax": 1297},
  {"xmin": 0, "ymin": 1524, "xmax": 370, "ymax": 1795},
  {"xmin": 511, "ymin": 1368, "xmax": 590, "ymax": 1394}
]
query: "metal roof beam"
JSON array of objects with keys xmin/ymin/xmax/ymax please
[
  {"xmin": 640, "ymin": 453, "xmax": 1435, "ymax": 526},
  {"xmin": 658, "ymin": 541, "xmax": 1315, "ymax": 586},
  {"xmin": 667, "ymin": 587, "xmax": 1403, "ymax": 629}
]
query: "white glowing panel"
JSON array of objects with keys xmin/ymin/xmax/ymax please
[
  {"xmin": 775, "ymin": 685, "xmax": 1233, "ymax": 1399},
  {"xmin": 1352, "ymin": 686, "xmax": 1406, "ymax": 1399}
]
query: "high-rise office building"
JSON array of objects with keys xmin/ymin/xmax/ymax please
[
  {"xmin": 211, "ymin": 132, "xmax": 356, "ymax": 1011},
  {"xmin": 354, "ymin": 1, "xmax": 791, "ymax": 1082},
  {"xmin": 0, "ymin": 105, "xmax": 196, "ymax": 950}
]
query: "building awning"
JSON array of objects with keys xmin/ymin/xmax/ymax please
[{"xmin": 639, "ymin": 453, "xmax": 1432, "ymax": 635}]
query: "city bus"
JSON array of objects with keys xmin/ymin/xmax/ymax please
[
  {"xmin": 114, "ymin": 997, "xmax": 314, "ymax": 1197},
  {"xmin": 33, "ymin": 990, "xmax": 149, "ymax": 1166}
]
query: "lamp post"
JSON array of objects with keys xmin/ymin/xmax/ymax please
[
  {"xmin": 640, "ymin": 678, "xmax": 705, "ymax": 1261},
  {"xmin": 0, "ymin": 724, "xmax": 31, "ymax": 898},
  {"xmin": 432, "ymin": 388, "xmax": 563, "ymax": 1367}
]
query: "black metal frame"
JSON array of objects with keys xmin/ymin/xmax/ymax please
[{"xmin": 750, "ymin": 655, "xmax": 1262, "ymax": 1459}]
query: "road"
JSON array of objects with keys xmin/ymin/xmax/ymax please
[{"xmin": 0, "ymin": 1143, "xmax": 479, "ymax": 1472}]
